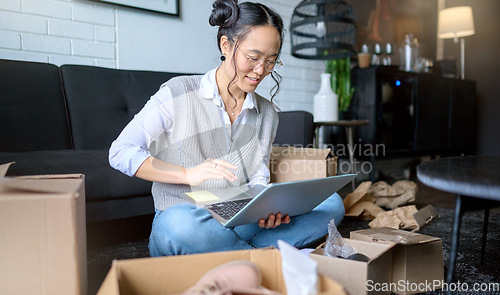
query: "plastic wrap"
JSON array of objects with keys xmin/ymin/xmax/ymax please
[{"xmin": 323, "ymin": 219, "xmax": 357, "ymax": 258}]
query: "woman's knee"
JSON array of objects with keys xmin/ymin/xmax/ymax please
[
  {"xmin": 152, "ymin": 204, "xmax": 210, "ymax": 239},
  {"xmin": 150, "ymin": 204, "xmax": 212, "ymax": 255},
  {"xmin": 149, "ymin": 204, "xmax": 253, "ymax": 256},
  {"xmin": 315, "ymin": 193, "xmax": 345, "ymax": 225},
  {"xmin": 330, "ymin": 193, "xmax": 345, "ymax": 215}
]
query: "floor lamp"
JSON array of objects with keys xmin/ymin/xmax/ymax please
[{"xmin": 438, "ymin": 6, "xmax": 475, "ymax": 80}]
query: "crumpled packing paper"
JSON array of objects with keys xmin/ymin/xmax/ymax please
[
  {"xmin": 344, "ymin": 181, "xmax": 384, "ymax": 220},
  {"xmin": 344, "ymin": 180, "xmax": 418, "ymax": 221},
  {"xmin": 368, "ymin": 205, "xmax": 420, "ymax": 230},
  {"xmin": 368, "ymin": 180, "xmax": 418, "ymax": 209},
  {"xmin": 343, "ymin": 180, "xmax": 435, "ymax": 230}
]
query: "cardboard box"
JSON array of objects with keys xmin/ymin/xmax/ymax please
[
  {"xmin": 0, "ymin": 163, "xmax": 87, "ymax": 295},
  {"xmin": 97, "ymin": 248, "xmax": 347, "ymax": 295},
  {"xmin": 270, "ymin": 146, "xmax": 337, "ymax": 183},
  {"xmin": 350, "ymin": 227, "xmax": 444, "ymax": 295},
  {"xmin": 310, "ymin": 239, "xmax": 394, "ymax": 295}
]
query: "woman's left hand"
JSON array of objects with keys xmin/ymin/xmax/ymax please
[{"xmin": 258, "ymin": 212, "xmax": 291, "ymax": 229}]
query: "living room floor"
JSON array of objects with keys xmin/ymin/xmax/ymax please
[{"xmin": 86, "ymin": 177, "xmax": 499, "ymax": 295}]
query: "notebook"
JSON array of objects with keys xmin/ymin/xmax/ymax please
[{"xmin": 184, "ymin": 174, "xmax": 357, "ymax": 227}]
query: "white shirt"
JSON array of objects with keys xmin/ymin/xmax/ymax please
[{"xmin": 109, "ymin": 68, "xmax": 271, "ymax": 186}]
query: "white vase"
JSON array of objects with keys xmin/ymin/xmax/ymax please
[{"xmin": 313, "ymin": 73, "xmax": 338, "ymax": 122}]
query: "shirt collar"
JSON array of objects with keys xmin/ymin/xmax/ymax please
[{"xmin": 200, "ymin": 68, "xmax": 260, "ymax": 113}]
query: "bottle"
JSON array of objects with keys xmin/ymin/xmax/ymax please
[
  {"xmin": 361, "ymin": 43, "xmax": 369, "ymax": 53},
  {"xmin": 400, "ymin": 34, "xmax": 413, "ymax": 71},
  {"xmin": 411, "ymin": 36, "xmax": 419, "ymax": 70},
  {"xmin": 383, "ymin": 43, "xmax": 392, "ymax": 66},
  {"xmin": 371, "ymin": 43, "xmax": 382, "ymax": 66},
  {"xmin": 400, "ymin": 34, "xmax": 419, "ymax": 71},
  {"xmin": 314, "ymin": 73, "xmax": 338, "ymax": 122}
]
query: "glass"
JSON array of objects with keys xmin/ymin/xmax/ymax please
[
  {"xmin": 371, "ymin": 43, "xmax": 381, "ymax": 66},
  {"xmin": 242, "ymin": 53, "xmax": 283, "ymax": 72}
]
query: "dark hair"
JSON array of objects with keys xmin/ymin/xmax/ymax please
[{"xmin": 209, "ymin": 0, "xmax": 284, "ymax": 104}]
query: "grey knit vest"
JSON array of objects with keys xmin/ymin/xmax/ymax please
[{"xmin": 150, "ymin": 75, "xmax": 278, "ymax": 210}]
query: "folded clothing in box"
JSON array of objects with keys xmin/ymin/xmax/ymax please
[{"xmin": 97, "ymin": 248, "xmax": 347, "ymax": 294}]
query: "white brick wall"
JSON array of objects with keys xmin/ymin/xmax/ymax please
[
  {"xmin": 0, "ymin": 0, "xmax": 323, "ymax": 112},
  {"xmin": 256, "ymin": 0, "xmax": 324, "ymax": 113},
  {"xmin": 0, "ymin": 0, "xmax": 117, "ymax": 67}
]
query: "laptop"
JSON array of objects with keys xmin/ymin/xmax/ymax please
[{"xmin": 184, "ymin": 174, "xmax": 357, "ymax": 227}]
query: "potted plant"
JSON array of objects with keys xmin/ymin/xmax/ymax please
[{"xmin": 326, "ymin": 57, "xmax": 355, "ymax": 119}]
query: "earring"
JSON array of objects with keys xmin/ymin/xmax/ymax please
[{"xmin": 220, "ymin": 55, "xmax": 226, "ymax": 61}]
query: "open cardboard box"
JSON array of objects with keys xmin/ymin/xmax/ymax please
[
  {"xmin": 97, "ymin": 248, "xmax": 348, "ymax": 295},
  {"xmin": 0, "ymin": 162, "xmax": 87, "ymax": 295},
  {"xmin": 350, "ymin": 227, "xmax": 444, "ymax": 295},
  {"xmin": 270, "ymin": 146, "xmax": 337, "ymax": 183},
  {"xmin": 310, "ymin": 239, "xmax": 394, "ymax": 295}
]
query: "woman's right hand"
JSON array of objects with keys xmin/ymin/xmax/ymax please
[{"xmin": 184, "ymin": 158, "xmax": 238, "ymax": 186}]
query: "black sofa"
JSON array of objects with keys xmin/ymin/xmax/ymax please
[{"xmin": 0, "ymin": 58, "xmax": 314, "ymax": 223}]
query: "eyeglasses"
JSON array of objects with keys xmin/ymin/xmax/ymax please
[{"xmin": 242, "ymin": 53, "xmax": 283, "ymax": 72}]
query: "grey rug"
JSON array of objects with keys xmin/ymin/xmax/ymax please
[{"xmin": 87, "ymin": 207, "xmax": 499, "ymax": 295}]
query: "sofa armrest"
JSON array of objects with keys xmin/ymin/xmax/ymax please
[{"xmin": 274, "ymin": 111, "xmax": 314, "ymax": 147}]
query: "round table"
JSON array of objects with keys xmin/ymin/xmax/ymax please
[
  {"xmin": 417, "ymin": 156, "xmax": 500, "ymax": 289},
  {"xmin": 417, "ymin": 156, "xmax": 500, "ymax": 201}
]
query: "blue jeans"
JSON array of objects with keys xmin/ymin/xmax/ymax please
[{"xmin": 148, "ymin": 193, "xmax": 345, "ymax": 256}]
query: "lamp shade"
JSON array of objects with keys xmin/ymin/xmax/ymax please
[
  {"xmin": 290, "ymin": 0, "xmax": 356, "ymax": 60},
  {"xmin": 438, "ymin": 6, "xmax": 475, "ymax": 39}
]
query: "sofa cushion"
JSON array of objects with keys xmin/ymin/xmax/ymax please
[
  {"xmin": 60, "ymin": 65, "xmax": 191, "ymax": 150},
  {"xmin": 0, "ymin": 59, "xmax": 72, "ymax": 152},
  {"xmin": 0, "ymin": 150, "xmax": 152, "ymax": 202}
]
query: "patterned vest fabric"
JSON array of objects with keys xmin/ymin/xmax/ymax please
[{"xmin": 150, "ymin": 75, "xmax": 279, "ymax": 210}]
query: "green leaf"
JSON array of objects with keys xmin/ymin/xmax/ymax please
[{"xmin": 325, "ymin": 57, "xmax": 355, "ymax": 112}]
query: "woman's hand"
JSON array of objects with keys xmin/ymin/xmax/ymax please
[
  {"xmin": 184, "ymin": 158, "xmax": 238, "ymax": 186},
  {"xmin": 258, "ymin": 213, "xmax": 291, "ymax": 229}
]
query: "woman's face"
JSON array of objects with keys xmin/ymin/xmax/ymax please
[{"xmin": 221, "ymin": 25, "xmax": 281, "ymax": 95}]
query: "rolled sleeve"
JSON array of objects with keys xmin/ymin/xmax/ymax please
[
  {"xmin": 108, "ymin": 85, "xmax": 174, "ymax": 177},
  {"xmin": 108, "ymin": 120, "xmax": 153, "ymax": 177},
  {"xmin": 247, "ymin": 162, "xmax": 271, "ymax": 187}
]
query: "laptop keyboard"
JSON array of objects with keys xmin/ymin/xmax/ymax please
[{"xmin": 206, "ymin": 199, "xmax": 252, "ymax": 220}]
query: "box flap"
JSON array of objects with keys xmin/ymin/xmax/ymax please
[
  {"xmin": 350, "ymin": 227, "xmax": 441, "ymax": 245},
  {"xmin": 413, "ymin": 205, "xmax": 439, "ymax": 228},
  {"xmin": 97, "ymin": 261, "xmax": 120, "ymax": 295},
  {"xmin": 0, "ymin": 174, "xmax": 84, "ymax": 194},
  {"xmin": 346, "ymin": 239, "xmax": 396, "ymax": 262},
  {"xmin": 271, "ymin": 146, "xmax": 332, "ymax": 160},
  {"xmin": 312, "ymin": 239, "xmax": 394, "ymax": 264},
  {"xmin": 0, "ymin": 162, "xmax": 14, "ymax": 178}
]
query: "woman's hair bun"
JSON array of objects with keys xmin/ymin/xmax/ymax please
[{"xmin": 209, "ymin": 0, "xmax": 238, "ymax": 28}]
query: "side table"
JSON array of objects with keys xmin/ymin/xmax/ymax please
[
  {"xmin": 314, "ymin": 120, "xmax": 369, "ymax": 191},
  {"xmin": 417, "ymin": 156, "xmax": 500, "ymax": 291}
]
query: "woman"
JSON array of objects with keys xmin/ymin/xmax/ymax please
[{"xmin": 109, "ymin": 0, "xmax": 345, "ymax": 256}]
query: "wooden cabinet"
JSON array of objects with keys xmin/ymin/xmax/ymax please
[{"xmin": 350, "ymin": 67, "xmax": 477, "ymax": 158}]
